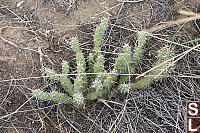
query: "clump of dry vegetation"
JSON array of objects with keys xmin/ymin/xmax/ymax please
[{"xmin": 1, "ymin": 0, "xmax": 200, "ymax": 132}]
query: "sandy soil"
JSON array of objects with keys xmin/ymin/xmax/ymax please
[{"xmin": 1, "ymin": 0, "xmax": 200, "ymax": 132}]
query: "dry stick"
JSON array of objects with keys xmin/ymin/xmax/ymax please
[
  {"xmin": 80, "ymin": 47, "xmax": 120, "ymax": 55},
  {"xmin": 38, "ymin": 116, "xmax": 45, "ymax": 131},
  {"xmin": 178, "ymin": 10, "xmax": 199, "ymax": 16},
  {"xmin": 52, "ymin": 24, "xmax": 83, "ymax": 27},
  {"xmin": 95, "ymin": 0, "xmax": 112, "ymax": 16},
  {"xmin": 112, "ymin": 24, "xmax": 200, "ymax": 52},
  {"xmin": 135, "ymin": 10, "xmax": 200, "ymax": 79},
  {"xmin": 87, "ymin": 106, "xmax": 106, "ymax": 133},
  {"xmin": 146, "ymin": 11, "xmax": 200, "ymax": 33},
  {"xmin": 74, "ymin": 107, "xmax": 107, "ymax": 133},
  {"xmin": 92, "ymin": 3, "xmax": 122, "ymax": 17},
  {"xmin": 155, "ymin": 49, "xmax": 186, "ymax": 79},
  {"xmin": 147, "ymin": 34, "xmax": 200, "ymax": 52},
  {"xmin": 0, "ymin": 35, "xmax": 54, "ymax": 65},
  {"xmin": 136, "ymin": 43, "xmax": 200, "ymax": 79},
  {"xmin": 52, "ymin": 21, "xmax": 97, "ymax": 28},
  {"xmin": 0, "ymin": 97, "xmax": 33, "ymax": 120},
  {"xmin": 0, "ymin": 36, "xmax": 19, "ymax": 48},
  {"xmin": 2, "ymin": 73, "xmax": 200, "ymax": 83},
  {"xmin": 110, "ymin": 64, "xmax": 132, "ymax": 133},
  {"xmin": 40, "ymin": 110, "xmax": 59, "ymax": 129},
  {"xmin": 173, "ymin": 0, "xmax": 185, "ymax": 9}
]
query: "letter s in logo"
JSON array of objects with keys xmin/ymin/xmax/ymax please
[{"xmin": 188, "ymin": 103, "xmax": 198, "ymax": 116}]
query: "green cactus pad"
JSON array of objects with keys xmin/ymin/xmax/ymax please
[
  {"xmin": 131, "ymin": 31, "xmax": 147, "ymax": 67},
  {"xmin": 73, "ymin": 92, "xmax": 84, "ymax": 108},
  {"xmin": 118, "ymin": 46, "xmax": 174, "ymax": 93},
  {"xmin": 70, "ymin": 37, "xmax": 80, "ymax": 53},
  {"xmin": 94, "ymin": 18, "xmax": 109, "ymax": 47},
  {"xmin": 114, "ymin": 43, "xmax": 132, "ymax": 74},
  {"xmin": 150, "ymin": 46, "xmax": 174, "ymax": 78},
  {"xmin": 74, "ymin": 75, "xmax": 84, "ymax": 92},
  {"xmin": 62, "ymin": 61, "xmax": 69, "ymax": 74},
  {"xmin": 33, "ymin": 90, "xmax": 72, "ymax": 104},
  {"xmin": 93, "ymin": 54, "xmax": 105, "ymax": 74},
  {"xmin": 93, "ymin": 18, "xmax": 109, "ymax": 62},
  {"xmin": 103, "ymin": 69, "xmax": 118, "ymax": 90},
  {"xmin": 33, "ymin": 89, "xmax": 51, "ymax": 101},
  {"xmin": 49, "ymin": 91, "xmax": 72, "ymax": 104},
  {"xmin": 59, "ymin": 76, "xmax": 74, "ymax": 95},
  {"xmin": 118, "ymin": 43, "xmax": 132, "ymax": 84},
  {"xmin": 118, "ymin": 83, "xmax": 131, "ymax": 94},
  {"xmin": 76, "ymin": 51, "xmax": 86, "ymax": 74},
  {"xmin": 45, "ymin": 68, "xmax": 60, "ymax": 81},
  {"xmin": 88, "ymin": 53, "xmax": 95, "ymax": 69}
]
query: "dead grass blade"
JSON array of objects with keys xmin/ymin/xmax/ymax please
[
  {"xmin": 147, "ymin": 10, "xmax": 200, "ymax": 33},
  {"xmin": 136, "ymin": 43, "xmax": 200, "ymax": 79}
]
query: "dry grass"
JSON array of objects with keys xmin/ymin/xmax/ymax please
[{"xmin": 1, "ymin": 0, "xmax": 200, "ymax": 132}]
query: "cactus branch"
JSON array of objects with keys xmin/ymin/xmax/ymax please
[
  {"xmin": 131, "ymin": 31, "xmax": 147, "ymax": 73},
  {"xmin": 118, "ymin": 46, "xmax": 174, "ymax": 93},
  {"xmin": 118, "ymin": 43, "xmax": 132, "ymax": 84},
  {"xmin": 33, "ymin": 90, "xmax": 73, "ymax": 104},
  {"xmin": 45, "ymin": 68, "xmax": 60, "ymax": 81}
]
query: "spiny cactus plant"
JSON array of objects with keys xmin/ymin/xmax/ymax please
[
  {"xmin": 32, "ymin": 18, "xmax": 174, "ymax": 108},
  {"xmin": 118, "ymin": 46, "xmax": 174, "ymax": 93}
]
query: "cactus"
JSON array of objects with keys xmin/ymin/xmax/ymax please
[
  {"xmin": 88, "ymin": 19, "xmax": 108, "ymax": 74},
  {"xmin": 118, "ymin": 46, "xmax": 174, "ymax": 93},
  {"xmin": 32, "ymin": 18, "xmax": 174, "ymax": 108},
  {"xmin": 45, "ymin": 68, "xmax": 60, "ymax": 81},
  {"xmin": 117, "ymin": 43, "xmax": 132, "ymax": 84},
  {"xmin": 62, "ymin": 61, "xmax": 69, "ymax": 74},
  {"xmin": 93, "ymin": 18, "xmax": 109, "ymax": 53},
  {"xmin": 32, "ymin": 90, "xmax": 73, "ymax": 104},
  {"xmin": 33, "ymin": 19, "xmax": 109, "ymax": 107},
  {"xmin": 129, "ymin": 31, "xmax": 147, "ymax": 79}
]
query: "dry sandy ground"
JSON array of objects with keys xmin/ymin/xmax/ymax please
[{"xmin": 0, "ymin": 0, "xmax": 200, "ymax": 132}]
